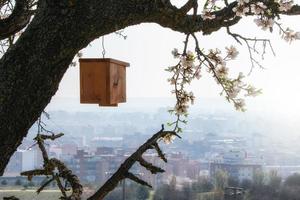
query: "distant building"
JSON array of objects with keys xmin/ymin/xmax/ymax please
[
  {"xmin": 210, "ymin": 149, "xmax": 263, "ymax": 181},
  {"xmin": 91, "ymin": 137, "xmax": 123, "ymax": 147},
  {"xmin": 5, "ymin": 149, "xmax": 35, "ymax": 174},
  {"xmin": 210, "ymin": 163, "xmax": 262, "ymax": 181},
  {"xmin": 21, "ymin": 149, "xmax": 35, "ymax": 171},
  {"xmin": 5, "ymin": 151, "xmax": 22, "ymax": 173},
  {"xmin": 61, "ymin": 143, "xmax": 77, "ymax": 156},
  {"xmin": 95, "ymin": 147, "xmax": 114, "ymax": 155},
  {"xmin": 65, "ymin": 149, "xmax": 126, "ymax": 184}
]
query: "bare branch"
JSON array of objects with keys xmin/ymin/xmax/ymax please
[
  {"xmin": 138, "ymin": 157, "xmax": 165, "ymax": 174},
  {"xmin": 0, "ymin": 0, "xmax": 34, "ymax": 40},
  {"xmin": 21, "ymin": 116, "xmax": 83, "ymax": 200},
  {"xmin": 87, "ymin": 126, "xmax": 177, "ymax": 200},
  {"xmin": 152, "ymin": 142, "xmax": 167, "ymax": 163},
  {"xmin": 37, "ymin": 177, "xmax": 55, "ymax": 194},
  {"xmin": 21, "ymin": 169, "xmax": 51, "ymax": 178},
  {"xmin": 226, "ymin": 26, "xmax": 275, "ymax": 74},
  {"xmin": 179, "ymin": 0, "xmax": 198, "ymax": 15},
  {"xmin": 125, "ymin": 172, "xmax": 152, "ymax": 188}
]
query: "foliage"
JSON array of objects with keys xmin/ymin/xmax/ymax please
[
  {"xmin": 152, "ymin": 172, "xmax": 300, "ymax": 200},
  {"xmin": 214, "ymin": 170, "xmax": 229, "ymax": 190},
  {"xmin": 153, "ymin": 176, "xmax": 216, "ymax": 200},
  {"xmin": 136, "ymin": 185, "xmax": 150, "ymax": 200},
  {"xmin": 192, "ymin": 177, "xmax": 214, "ymax": 193},
  {"xmin": 104, "ymin": 183, "xmax": 150, "ymax": 200}
]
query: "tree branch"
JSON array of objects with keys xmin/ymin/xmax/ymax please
[
  {"xmin": 179, "ymin": 0, "xmax": 198, "ymax": 15},
  {"xmin": 21, "ymin": 130, "xmax": 82, "ymax": 200},
  {"xmin": 138, "ymin": 157, "xmax": 165, "ymax": 174},
  {"xmin": 0, "ymin": 0, "xmax": 34, "ymax": 40},
  {"xmin": 87, "ymin": 125, "xmax": 178, "ymax": 200},
  {"xmin": 125, "ymin": 172, "xmax": 152, "ymax": 188}
]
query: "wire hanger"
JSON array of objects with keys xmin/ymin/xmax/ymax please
[{"xmin": 101, "ymin": 36, "xmax": 106, "ymax": 58}]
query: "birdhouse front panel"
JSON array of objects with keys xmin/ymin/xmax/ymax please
[{"xmin": 79, "ymin": 58, "xmax": 129, "ymax": 106}]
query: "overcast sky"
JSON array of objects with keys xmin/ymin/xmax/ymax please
[{"xmin": 49, "ymin": 13, "xmax": 300, "ymax": 117}]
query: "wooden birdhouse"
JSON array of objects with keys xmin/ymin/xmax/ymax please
[{"xmin": 79, "ymin": 58, "xmax": 130, "ymax": 106}]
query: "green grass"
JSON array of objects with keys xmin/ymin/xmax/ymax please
[
  {"xmin": 0, "ymin": 189, "xmax": 64, "ymax": 200},
  {"xmin": 0, "ymin": 188, "xmax": 96, "ymax": 200}
]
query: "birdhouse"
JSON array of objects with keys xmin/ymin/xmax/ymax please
[{"xmin": 79, "ymin": 58, "xmax": 130, "ymax": 106}]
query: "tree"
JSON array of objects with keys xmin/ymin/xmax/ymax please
[
  {"xmin": 284, "ymin": 173, "xmax": 300, "ymax": 187},
  {"xmin": 192, "ymin": 176, "xmax": 214, "ymax": 193},
  {"xmin": 252, "ymin": 169, "xmax": 265, "ymax": 188},
  {"xmin": 240, "ymin": 179, "xmax": 252, "ymax": 190},
  {"xmin": 214, "ymin": 170, "xmax": 228, "ymax": 190},
  {"xmin": 1, "ymin": 0, "xmax": 300, "ymax": 199},
  {"xmin": 136, "ymin": 185, "xmax": 150, "ymax": 200},
  {"xmin": 228, "ymin": 176, "xmax": 239, "ymax": 187},
  {"xmin": 268, "ymin": 170, "xmax": 282, "ymax": 193},
  {"xmin": 279, "ymin": 173, "xmax": 300, "ymax": 200}
]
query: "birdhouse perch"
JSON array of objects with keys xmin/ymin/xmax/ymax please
[{"xmin": 79, "ymin": 58, "xmax": 130, "ymax": 107}]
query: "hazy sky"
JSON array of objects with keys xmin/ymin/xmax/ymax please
[{"xmin": 51, "ymin": 13, "xmax": 300, "ymax": 117}]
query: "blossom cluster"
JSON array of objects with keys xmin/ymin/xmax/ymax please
[
  {"xmin": 280, "ymin": 28, "xmax": 300, "ymax": 43},
  {"xmin": 230, "ymin": 0, "xmax": 300, "ymax": 43},
  {"xmin": 165, "ymin": 43, "xmax": 260, "ymax": 141},
  {"xmin": 278, "ymin": 0, "xmax": 294, "ymax": 12},
  {"xmin": 201, "ymin": 0, "xmax": 221, "ymax": 20},
  {"xmin": 166, "ymin": 50, "xmax": 198, "ymax": 117},
  {"xmin": 204, "ymin": 46, "xmax": 261, "ymax": 111}
]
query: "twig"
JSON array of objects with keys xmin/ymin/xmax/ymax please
[{"xmin": 226, "ymin": 26, "xmax": 275, "ymax": 74}]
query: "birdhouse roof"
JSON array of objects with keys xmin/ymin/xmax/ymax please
[{"xmin": 79, "ymin": 58, "xmax": 130, "ymax": 67}]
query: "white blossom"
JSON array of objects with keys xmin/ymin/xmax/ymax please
[
  {"xmin": 233, "ymin": 5, "xmax": 250, "ymax": 17},
  {"xmin": 167, "ymin": 77, "xmax": 176, "ymax": 85},
  {"xmin": 245, "ymin": 85, "xmax": 261, "ymax": 97},
  {"xmin": 181, "ymin": 56, "xmax": 195, "ymax": 69},
  {"xmin": 226, "ymin": 45, "xmax": 239, "ymax": 59},
  {"xmin": 163, "ymin": 134, "xmax": 176, "ymax": 144},
  {"xmin": 216, "ymin": 65, "xmax": 229, "ymax": 78},
  {"xmin": 174, "ymin": 103, "xmax": 189, "ymax": 115},
  {"xmin": 186, "ymin": 50, "xmax": 194, "ymax": 58},
  {"xmin": 234, "ymin": 99, "xmax": 246, "ymax": 111},
  {"xmin": 254, "ymin": 18, "xmax": 274, "ymax": 31},
  {"xmin": 250, "ymin": 2, "xmax": 267, "ymax": 15},
  {"xmin": 237, "ymin": 0, "xmax": 250, "ymax": 5},
  {"xmin": 201, "ymin": 11, "xmax": 216, "ymax": 20},
  {"xmin": 282, "ymin": 28, "xmax": 300, "ymax": 42},
  {"xmin": 194, "ymin": 66, "xmax": 202, "ymax": 79},
  {"xmin": 278, "ymin": 0, "xmax": 294, "ymax": 12},
  {"xmin": 228, "ymin": 88, "xmax": 240, "ymax": 99}
]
